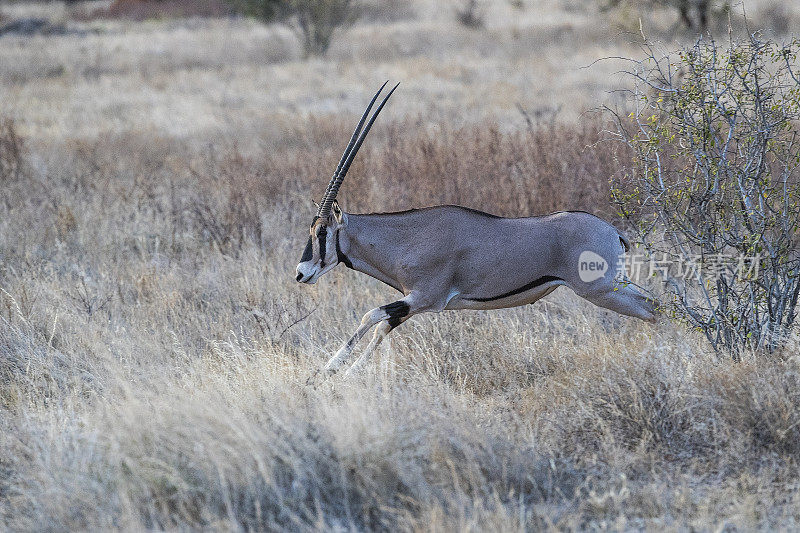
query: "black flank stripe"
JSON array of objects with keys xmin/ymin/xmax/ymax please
[{"xmin": 469, "ymin": 275, "xmax": 563, "ymax": 302}]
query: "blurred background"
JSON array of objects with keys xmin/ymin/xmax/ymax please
[{"xmin": 1, "ymin": 0, "xmax": 796, "ymax": 144}]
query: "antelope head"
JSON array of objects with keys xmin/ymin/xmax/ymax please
[{"xmin": 295, "ymin": 81, "xmax": 398, "ymax": 284}]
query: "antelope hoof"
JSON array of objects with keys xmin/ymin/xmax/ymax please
[
  {"xmin": 324, "ymin": 349, "xmax": 349, "ymax": 373},
  {"xmin": 342, "ymin": 364, "xmax": 360, "ymax": 380}
]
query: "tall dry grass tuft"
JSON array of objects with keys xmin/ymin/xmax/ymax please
[
  {"xmin": 351, "ymin": 118, "xmax": 622, "ymax": 217},
  {"xmin": 1, "ymin": 113, "xmax": 800, "ymax": 530},
  {"xmin": 0, "ymin": 119, "xmax": 24, "ymax": 184}
]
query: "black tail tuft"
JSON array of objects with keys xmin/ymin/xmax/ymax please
[{"xmin": 619, "ymin": 234, "xmax": 630, "ymax": 252}]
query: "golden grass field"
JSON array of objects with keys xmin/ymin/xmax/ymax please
[{"xmin": 1, "ymin": 0, "xmax": 800, "ymax": 530}]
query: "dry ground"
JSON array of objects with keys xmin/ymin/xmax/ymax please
[{"xmin": 2, "ymin": 0, "xmax": 800, "ymax": 530}]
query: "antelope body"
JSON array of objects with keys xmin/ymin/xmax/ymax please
[{"xmin": 296, "ymin": 83, "xmax": 656, "ymax": 379}]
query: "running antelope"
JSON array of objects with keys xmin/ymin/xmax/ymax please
[{"xmin": 297, "ymin": 82, "xmax": 656, "ymax": 379}]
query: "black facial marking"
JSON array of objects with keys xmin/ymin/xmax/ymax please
[
  {"xmin": 381, "ymin": 301, "xmax": 410, "ymax": 328},
  {"xmin": 468, "ymin": 275, "xmax": 563, "ymax": 302},
  {"xmin": 336, "ymin": 232, "xmax": 353, "ymax": 269},
  {"xmin": 300, "ymin": 237, "xmax": 313, "ymax": 263},
  {"xmin": 318, "ymin": 227, "xmax": 327, "ymax": 268}
]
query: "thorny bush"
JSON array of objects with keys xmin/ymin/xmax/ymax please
[{"xmin": 610, "ymin": 35, "xmax": 800, "ymax": 355}]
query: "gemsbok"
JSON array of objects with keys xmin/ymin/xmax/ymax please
[{"xmin": 296, "ymin": 82, "xmax": 656, "ymax": 379}]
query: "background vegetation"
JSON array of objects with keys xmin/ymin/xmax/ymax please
[
  {"xmin": 612, "ymin": 35, "xmax": 800, "ymax": 355},
  {"xmin": 1, "ymin": 0, "xmax": 799, "ymax": 529}
]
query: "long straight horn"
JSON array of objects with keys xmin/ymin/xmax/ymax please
[
  {"xmin": 318, "ymin": 82, "xmax": 399, "ymax": 219},
  {"xmin": 318, "ymin": 81, "xmax": 389, "ymax": 217}
]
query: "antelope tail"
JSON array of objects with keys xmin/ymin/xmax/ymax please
[{"xmin": 618, "ymin": 232, "xmax": 630, "ymax": 253}]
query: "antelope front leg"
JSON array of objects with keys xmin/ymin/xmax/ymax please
[
  {"xmin": 323, "ymin": 299, "xmax": 411, "ymax": 377},
  {"xmin": 342, "ymin": 317, "xmax": 405, "ymax": 378}
]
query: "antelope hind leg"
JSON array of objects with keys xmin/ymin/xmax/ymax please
[{"xmin": 583, "ymin": 284, "xmax": 657, "ymax": 322}]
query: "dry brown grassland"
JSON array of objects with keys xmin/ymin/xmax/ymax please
[{"xmin": 2, "ymin": 0, "xmax": 800, "ymax": 530}]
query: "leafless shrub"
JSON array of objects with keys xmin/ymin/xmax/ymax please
[
  {"xmin": 68, "ymin": 278, "xmax": 112, "ymax": 323},
  {"xmin": 291, "ymin": 0, "xmax": 359, "ymax": 57},
  {"xmin": 231, "ymin": 0, "xmax": 359, "ymax": 57},
  {"xmin": 610, "ymin": 35, "xmax": 800, "ymax": 355},
  {"xmin": 247, "ymin": 293, "xmax": 318, "ymax": 342}
]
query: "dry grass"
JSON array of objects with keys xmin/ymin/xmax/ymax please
[
  {"xmin": 1, "ymin": 0, "xmax": 800, "ymax": 530},
  {"xmin": 1, "ymin": 109, "xmax": 800, "ymax": 530},
  {"xmin": 0, "ymin": 0, "xmax": 645, "ymax": 141}
]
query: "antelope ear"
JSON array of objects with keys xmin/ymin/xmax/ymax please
[
  {"xmin": 312, "ymin": 198, "xmax": 320, "ymax": 212},
  {"xmin": 332, "ymin": 200, "xmax": 345, "ymax": 224}
]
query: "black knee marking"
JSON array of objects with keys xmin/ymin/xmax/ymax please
[{"xmin": 381, "ymin": 301, "xmax": 410, "ymax": 328}]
